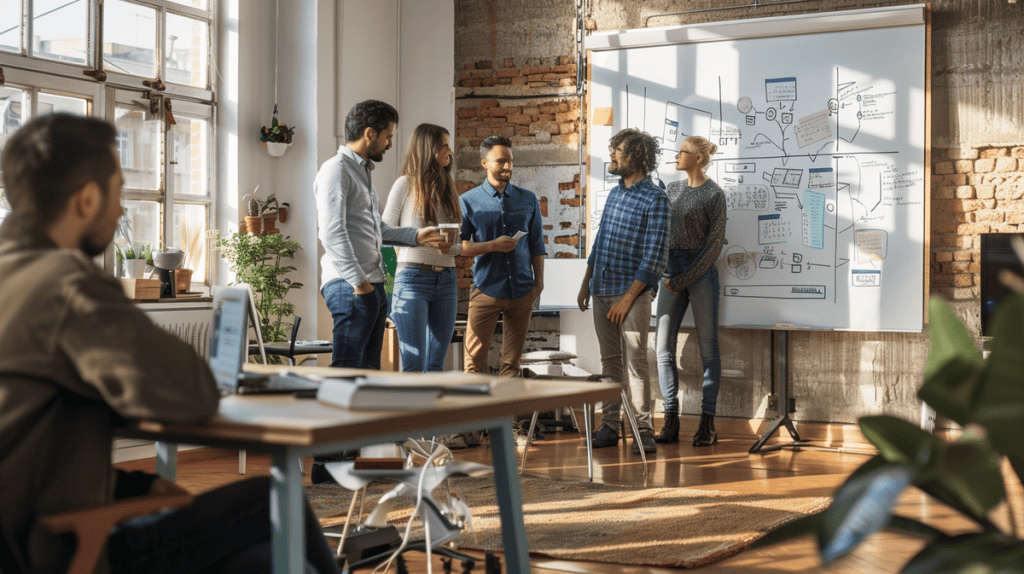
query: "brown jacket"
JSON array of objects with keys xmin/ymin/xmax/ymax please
[{"xmin": 0, "ymin": 218, "xmax": 220, "ymax": 574}]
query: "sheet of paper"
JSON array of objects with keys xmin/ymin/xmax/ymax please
[{"xmin": 511, "ymin": 230, "xmax": 528, "ymax": 242}]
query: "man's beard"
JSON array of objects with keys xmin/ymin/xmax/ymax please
[
  {"xmin": 368, "ymin": 150, "xmax": 385, "ymax": 163},
  {"xmin": 80, "ymin": 236, "xmax": 108, "ymax": 257},
  {"xmin": 608, "ymin": 160, "xmax": 631, "ymax": 177}
]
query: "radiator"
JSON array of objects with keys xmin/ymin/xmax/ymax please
[{"xmin": 140, "ymin": 302, "xmax": 214, "ymax": 359}]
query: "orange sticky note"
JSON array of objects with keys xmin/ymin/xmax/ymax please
[{"xmin": 593, "ymin": 107, "xmax": 613, "ymax": 126}]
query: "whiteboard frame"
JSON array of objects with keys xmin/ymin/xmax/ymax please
[
  {"xmin": 585, "ymin": 4, "xmax": 926, "ymax": 52},
  {"xmin": 584, "ymin": 5, "xmax": 929, "ymax": 332}
]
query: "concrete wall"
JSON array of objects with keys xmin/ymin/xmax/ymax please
[{"xmin": 455, "ymin": 0, "xmax": 1024, "ymax": 427}]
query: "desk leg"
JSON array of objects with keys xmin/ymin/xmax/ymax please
[
  {"xmin": 154, "ymin": 441, "xmax": 178, "ymax": 481},
  {"xmin": 270, "ymin": 451, "xmax": 306, "ymax": 574},
  {"xmin": 488, "ymin": 419, "xmax": 531, "ymax": 574}
]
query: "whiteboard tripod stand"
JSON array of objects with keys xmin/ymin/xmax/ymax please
[{"xmin": 748, "ymin": 330, "xmax": 808, "ymax": 454}]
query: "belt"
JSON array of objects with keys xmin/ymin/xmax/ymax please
[{"xmin": 397, "ymin": 262, "xmax": 451, "ymax": 273}]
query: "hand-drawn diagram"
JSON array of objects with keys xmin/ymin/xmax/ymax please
[{"xmin": 588, "ymin": 23, "xmax": 926, "ymax": 330}]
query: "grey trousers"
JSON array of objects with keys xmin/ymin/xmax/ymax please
[{"xmin": 592, "ymin": 290, "xmax": 654, "ymax": 431}]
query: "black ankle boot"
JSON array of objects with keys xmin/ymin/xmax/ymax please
[
  {"xmin": 693, "ymin": 412, "xmax": 718, "ymax": 446},
  {"xmin": 655, "ymin": 410, "xmax": 679, "ymax": 444}
]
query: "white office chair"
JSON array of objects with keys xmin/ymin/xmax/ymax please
[{"xmin": 518, "ymin": 356, "xmax": 648, "ymax": 481}]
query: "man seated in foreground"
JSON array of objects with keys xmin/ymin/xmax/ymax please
[{"xmin": 0, "ymin": 114, "xmax": 341, "ymax": 574}]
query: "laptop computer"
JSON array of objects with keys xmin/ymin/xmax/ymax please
[{"xmin": 210, "ymin": 286, "xmax": 321, "ymax": 396}]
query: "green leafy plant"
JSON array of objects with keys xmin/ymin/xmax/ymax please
[
  {"xmin": 212, "ymin": 230, "xmax": 303, "ymax": 355},
  {"xmin": 754, "ymin": 293, "xmax": 1024, "ymax": 572},
  {"xmin": 259, "ymin": 116, "xmax": 295, "ymax": 144}
]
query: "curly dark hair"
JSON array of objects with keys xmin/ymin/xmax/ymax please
[
  {"xmin": 344, "ymin": 100, "xmax": 399, "ymax": 142},
  {"xmin": 609, "ymin": 128, "xmax": 660, "ymax": 177}
]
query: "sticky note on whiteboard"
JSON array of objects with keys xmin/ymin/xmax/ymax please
[
  {"xmin": 855, "ymin": 229, "xmax": 888, "ymax": 263},
  {"xmin": 593, "ymin": 107, "xmax": 613, "ymax": 126},
  {"xmin": 852, "ymin": 269, "xmax": 881, "ymax": 287}
]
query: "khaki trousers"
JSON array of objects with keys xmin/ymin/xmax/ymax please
[
  {"xmin": 592, "ymin": 291, "xmax": 655, "ymax": 431},
  {"xmin": 464, "ymin": 288, "xmax": 537, "ymax": 377}
]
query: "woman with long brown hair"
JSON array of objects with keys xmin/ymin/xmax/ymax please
[{"xmin": 383, "ymin": 123, "xmax": 462, "ymax": 373}]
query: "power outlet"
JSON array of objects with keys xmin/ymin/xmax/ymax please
[{"xmin": 767, "ymin": 394, "xmax": 779, "ymax": 411}]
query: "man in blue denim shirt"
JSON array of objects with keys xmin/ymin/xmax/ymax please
[
  {"xmin": 459, "ymin": 135, "xmax": 546, "ymax": 376},
  {"xmin": 577, "ymin": 128, "xmax": 669, "ymax": 456}
]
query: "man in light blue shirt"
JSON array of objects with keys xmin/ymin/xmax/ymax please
[
  {"xmin": 459, "ymin": 135, "xmax": 546, "ymax": 376},
  {"xmin": 314, "ymin": 100, "xmax": 445, "ymax": 370}
]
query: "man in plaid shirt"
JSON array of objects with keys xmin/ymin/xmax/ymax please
[{"xmin": 577, "ymin": 128, "xmax": 669, "ymax": 456}]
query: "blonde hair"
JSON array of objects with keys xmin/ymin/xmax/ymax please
[
  {"xmin": 684, "ymin": 136, "xmax": 718, "ymax": 171},
  {"xmin": 399, "ymin": 123, "xmax": 460, "ymax": 225}
]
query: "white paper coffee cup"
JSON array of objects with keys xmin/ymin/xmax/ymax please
[{"xmin": 438, "ymin": 223, "xmax": 459, "ymax": 242}]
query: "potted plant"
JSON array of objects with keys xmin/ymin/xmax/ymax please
[
  {"xmin": 259, "ymin": 115, "xmax": 295, "ymax": 157},
  {"xmin": 211, "ymin": 230, "xmax": 303, "ymax": 352},
  {"xmin": 241, "ymin": 189, "xmax": 281, "ymax": 236},
  {"xmin": 755, "ymin": 284, "xmax": 1024, "ymax": 569},
  {"xmin": 118, "ymin": 243, "xmax": 150, "ymax": 278}
]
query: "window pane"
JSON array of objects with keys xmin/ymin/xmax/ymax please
[
  {"xmin": 31, "ymin": 0, "xmax": 88, "ymax": 65},
  {"xmin": 165, "ymin": 12, "xmax": 208, "ymax": 88},
  {"xmin": 166, "ymin": 0, "xmax": 208, "ymax": 10},
  {"xmin": 104, "ymin": 0, "xmax": 157, "ymax": 78},
  {"xmin": 171, "ymin": 115, "xmax": 209, "ymax": 197},
  {"xmin": 0, "ymin": 87, "xmax": 26, "ymax": 174},
  {"xmin": 173, "ymin": 203, "xmax": 207, "ymax": 284},
  {"xmin": 37, "ymin": 92, "xmax": 89, "ymax": 116},
  {"xmin": 115, "ymin": 106, "xmax": 162, "ymax": 190},
  {"xmin": 0, "ymin": 0, "xmax": 21, "ymax": 53},
  {"xmin": 122, "ymin": 200, "xmax": 161, "ymax": 252}
]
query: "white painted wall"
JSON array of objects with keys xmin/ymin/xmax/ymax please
[
  {"xmin": 317, "ymin": 0, "xmax": 456, "ymax": 346},
  {"xmin": 218, "ymin": 1, "xmax": 453, "ymax": 347}
]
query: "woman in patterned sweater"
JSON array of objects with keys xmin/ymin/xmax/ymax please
[{"xmin": 655, "ymin": 136, "xmax": 727, "ymax": 446}]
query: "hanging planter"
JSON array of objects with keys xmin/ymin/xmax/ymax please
[
  {"xmin": 266, "ymin": 141, "xmax": 291, "ymax": 157},
  {"xmin": 259, "ymin": 115, "xmax": 295, "ymax": 157}
]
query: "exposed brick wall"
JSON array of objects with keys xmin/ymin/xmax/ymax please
[
  {"xmin": 454, "ymin": 94, "xmax": 581, "ymax": 153},
  {"xmin": 457, "ymin": 56, "xmax": 578, "ymax": 89},
  {"xmin": 931, "ymin": 146, "xmax": 1024, "ymax": 301}
]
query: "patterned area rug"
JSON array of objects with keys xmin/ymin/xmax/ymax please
[{"xmin": 307, "ymin": 475, "xmax": 830, "ymax": 568}]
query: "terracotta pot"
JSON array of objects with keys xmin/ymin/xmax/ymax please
[
  {"xmin": 175, "ymin": 269, "xmax": 194, "ymax": 293},
  {"xmin": 262, "ymin": 213, "xmax": 279, "ymax": 235},
  {"xmin": 244, "ymin": 215, "xmax": 264, "ymax": 236}
]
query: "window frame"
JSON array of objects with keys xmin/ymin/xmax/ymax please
[{"xmin": 0, "ymin": 0, "xmax": 218, "ymax": 287}]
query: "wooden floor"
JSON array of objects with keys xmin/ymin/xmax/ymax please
[{"xmin": 117, "ymin": 420, "xmax": 1013, "ymax": 573}]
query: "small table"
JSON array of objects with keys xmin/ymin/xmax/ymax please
[{"xmin": 123, "ymin": 366, "xmax": 619, "ymax": 574}]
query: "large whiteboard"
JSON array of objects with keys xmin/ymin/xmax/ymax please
[{"xmin": 586, "ymin": 6, "xmax": 927, "ymax": 332}]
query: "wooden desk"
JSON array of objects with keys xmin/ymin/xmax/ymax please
[{"xmin": 122, "ymin": 367, "xmax": 619, "ymax": 574}]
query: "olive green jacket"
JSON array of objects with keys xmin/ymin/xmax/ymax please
[{"xmin": 0, "ymin": 218, "xmax": 219, "ymax": 574}]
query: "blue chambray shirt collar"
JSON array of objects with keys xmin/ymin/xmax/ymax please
[{"xmin": 482, "ymin": 178, "xmax": 515, "ymax": 198}]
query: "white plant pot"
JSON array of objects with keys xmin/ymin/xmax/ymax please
[
  {"xmin": 124, "ymin": 259, "xmax": 148, "ymax": 279},
  {"xmin": 266, "ymin": 142, "xmax": 291, "ymax": 157}
]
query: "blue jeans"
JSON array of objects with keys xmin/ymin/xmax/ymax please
[
  {"xmin": 389, "ymin": 266, "xmax": 457, "ymax": 372},
  {"xmin": 655, "ymin": 254, "xmax": 721, "ymax": 414},
  {"xmin": 322, "ymin": 279, "xmax": 388, "ymax": 369}
]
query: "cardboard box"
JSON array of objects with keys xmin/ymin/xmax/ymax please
[{"xmin": 120, "ymin": 278, "xmax": 161, "ymax": 300}]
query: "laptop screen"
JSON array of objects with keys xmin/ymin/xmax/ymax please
[{"xmin": 209, "ymin": 287, "xmax": 250, "ymax": 393}]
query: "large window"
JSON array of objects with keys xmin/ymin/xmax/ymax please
[{"xmin": 0, "ymin": 0, "xmax": 216, "ymax": 286}]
